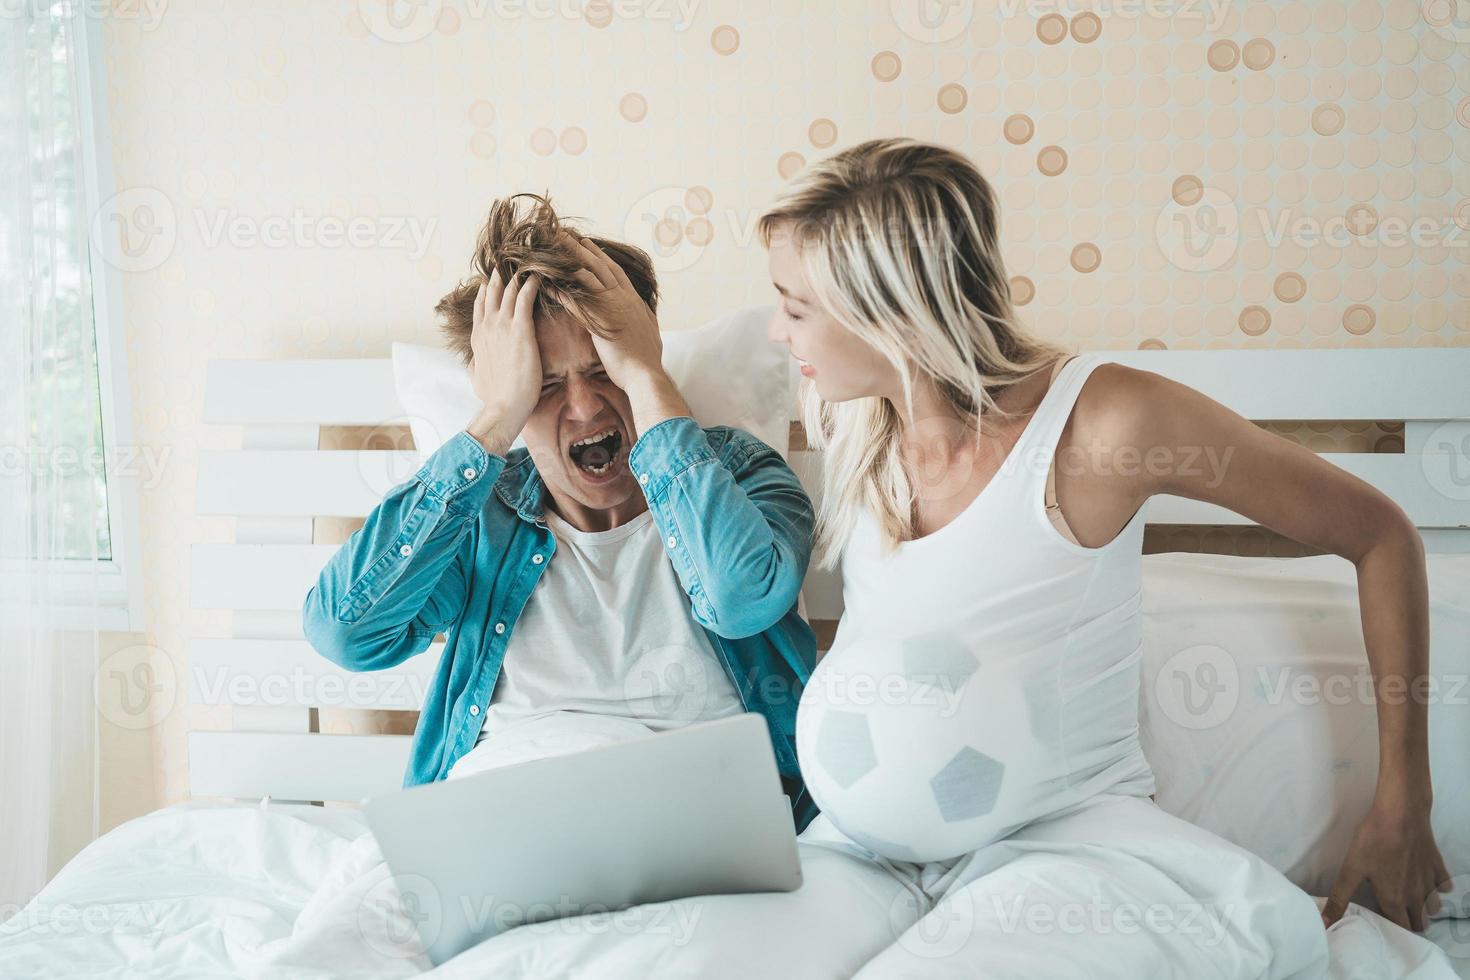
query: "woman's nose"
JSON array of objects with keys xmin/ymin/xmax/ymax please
[{"xmin": 767, "ymin": 312, "xmax": 788, "ymax": 344}]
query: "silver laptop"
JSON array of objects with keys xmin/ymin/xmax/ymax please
[{"xmin": 362, "ymin": 711, "xmax": 803, "ymax": 966}]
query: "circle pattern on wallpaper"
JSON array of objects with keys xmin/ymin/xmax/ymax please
[
  {"xmin": 620, "ymin": 93, "xmax": 648, "ymax": 122},
  {"xmin": 871, "ymin": 50, "xmax": 902, "ymax": 81},
  {"xmin": 584, "ymin": 0, "xmax": 613, "ymax": 28},
  {"xmin": 1003, "ymin": 114, "xmax": 1034, "ymax": 145},
  {"xmin": 1036, "ymin": 145, "xmax": 1068, "ymax": 176},
  {"xmin": 684, "ymin": 185, "xmax": 713, "ymax": 215},
  {"xmin": 1343, "ymin": 304, "xmax": 1377, "ymax": 335},
  {"xmin": 1155, "ymin": 186, "xmax": 1239, "ymax": 273},
  {"xmin": 1037, "ymin": 12, "xmax": 1067, "ymax": 44},
  {"xmin": 1238, "ymin": 305, "xmax": 1272, "ymax": 337},
  {"xmin": 468, "ymin": 100, "xmax": 495, "ymax": 127},
  {"xmin": 1009, "ymin": 276, "xmax": 1035, "ymax": 306},
  {"xmin": 1207, "ymin": 39, "xmax": 1240, "ymax": 71},
  {"xmin": 809, "ymin": 118, "xmax": 838, "ymax": 148},
  {"xmin": 1171, "ymin": 175, "xmax": 1205, "ymax": 207},
  {"xmin": 1070, "ymin": 243, "xmax": 1102, "ymax": 274},
  {"xmin": 1313, "ymin": 103, "xmax": 1346, "ymax": 136},
  {"xmin": 1346, "ymin": 203, "xmax": 1379, "ymax": 235},
  {"xmin": 1242, "ymin": 37, "xmax": 1275, "ymax": 71},
  {"xmin": 1421, "ymin": 0, "xmax": 1470, "ymax": 45},
  {"xmin": 711, "ymin": 24, "xmax": 740, "ymax": 55},
  {"xmin": 1070, "ymin": 12, "xmax": 1101, "ymax": 43},
  {"xmin": 623, "ymin": 186, "xmax": 712, "ymax": 273},
  {"xmin": 559, "ymin": 127, "xmax": 588, "ymax": 155},
  {"xmin": 1274, "ymin": 272, "xmax": 1308, "ymax": 303}
]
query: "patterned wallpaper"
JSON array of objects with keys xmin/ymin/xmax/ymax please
[{"xmin": 91, "ymin": 0, "xmax": 1469, "ymax": 834}]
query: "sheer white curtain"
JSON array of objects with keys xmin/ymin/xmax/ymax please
[{"xmin": 1, "ymin": 2, "xmax": 104, "ymax": 915}]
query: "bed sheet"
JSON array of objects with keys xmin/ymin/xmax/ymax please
[{"xmin": 0, "ymin": 801, "xmax": 1463, "ymax": 979}]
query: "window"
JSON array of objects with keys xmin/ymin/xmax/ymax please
[{"xmin": 3, "ymin": 3, "xmax": 144, "ymax": 630}]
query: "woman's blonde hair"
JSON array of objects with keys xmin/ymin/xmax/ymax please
[{"xmin": 758, "ymin": 138, "xmax": 1070, "ymax": 567}]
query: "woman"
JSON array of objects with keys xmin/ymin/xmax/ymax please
[{"xmin": 759, "ymin": 137, "xmax": 1450, "ymax": 976}]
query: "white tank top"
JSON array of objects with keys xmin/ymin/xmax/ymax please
[{"xmin": 794, "ymin": 352, "xmax": 1157, "ymax": 863}]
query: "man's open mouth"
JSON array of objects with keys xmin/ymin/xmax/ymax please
[{"xmin": 567, "ymin": 426, "xmax": 623, "ymax": 477}]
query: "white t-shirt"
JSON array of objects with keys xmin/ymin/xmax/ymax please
[{"xmin": 446, "ymin": 507, "xmax": 746, "ymax": 780}]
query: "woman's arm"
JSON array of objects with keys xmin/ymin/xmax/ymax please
[{"xmin": 1075, "ymin": 364, "xmax": 1450, "ymax": 933}]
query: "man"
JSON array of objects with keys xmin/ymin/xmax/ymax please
[{"xmin": 303, "ymin": 193, "xmax": 818, "ymax": 833}]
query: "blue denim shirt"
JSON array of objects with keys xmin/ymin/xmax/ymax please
[{"xmin": 303, "ymin": 416, "xmax": 819, "ymax": 833}]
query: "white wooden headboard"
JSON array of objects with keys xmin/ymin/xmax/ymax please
[{"xmin": 187, "ymin": 348, "xmax": 1470, "ymax": 805}]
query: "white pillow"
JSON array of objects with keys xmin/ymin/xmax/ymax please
[
  {"xmin": 390, "ymin": 303, "xmax": 792, "ymax": 459},
  {"xmin": 1139, "ymin": 551, "xmax": 1470, "ymax": 915}
]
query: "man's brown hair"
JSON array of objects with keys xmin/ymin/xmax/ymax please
[{"xmin": 435, "ymin": 192, "xmax": 660, "ymax": 365}]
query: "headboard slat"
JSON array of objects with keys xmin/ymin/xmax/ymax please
[
  {"xmin": 198, "ymin": 450, "xmax": 422, "ymax": 517},
  {"xmin": 188, "ymin": 731, "xmax": 410, "ymax": 802},
  {"xmin": 188, "ymin": 638, "xmax": 441, "ymax": 711}
]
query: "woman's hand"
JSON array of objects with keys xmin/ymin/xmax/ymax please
[
  {"xmin": 1321, "ymin": 790, "xmax": 1451, "ymax": 932},
  {"xmin": 465, "ymin": 268, "xmax": 542, "ymax": 455},
  {"xmin": 563, "ymin": 233, "xmax": 665, "ymax": 390}
]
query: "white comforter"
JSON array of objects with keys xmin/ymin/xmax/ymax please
[{"xmin": 0, "ymin": 802, "xmax": 1462, "ymax": 979}]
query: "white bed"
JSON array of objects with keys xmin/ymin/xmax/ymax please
[{"xmin": 2, "ymin": 343, "xmax": 1468, "ymax": 978}]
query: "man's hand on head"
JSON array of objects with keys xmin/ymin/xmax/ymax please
[
  {"xmin": 466, "ymin": 267, "xmax": 543, "ymax": 457},
  {"xmin": 564, "ymin": 233, "xmax": 693, "ymax": 437}
]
